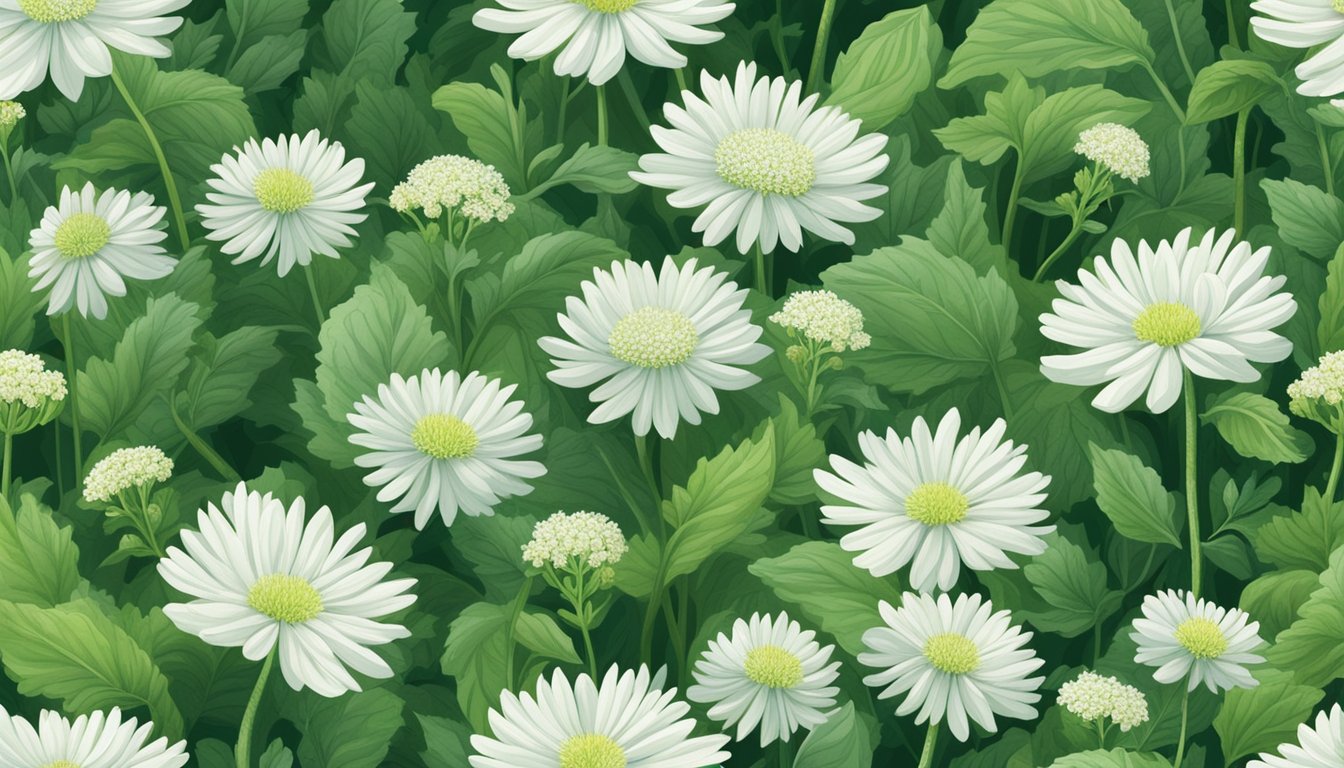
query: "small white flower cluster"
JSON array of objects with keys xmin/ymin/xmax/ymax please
[
  {"xmin": 769, "ymin": 290, "xmax": 871, "ymax": 352},
  {"xmin": 83, "ymin": 446, "xmax": 174, "ymax": 503},
  {"xmin": 1058, "ymin": 671, "xmax": 1149, "ymax": 732},
  {"xmin": 522, "ymin": 510, "xmax": 628, "ymax": 570},
  {"xmin": 0, "ymin": 349, "xmax": 67, "ymax": 408},
  {"xmin": 0, "ymin": 100, "xmax": 24, "ymax": 129},
  {"xmin": 1074, "ymin": 123, "xmax": 1151, "ymax": 183},
  {"xmin": 390, "ymin": 154, "xmax": 515, "ymax": 223},
  {"xmin": 1290, "ymin": 350, "xmax": 1344, "ymax": 408}
]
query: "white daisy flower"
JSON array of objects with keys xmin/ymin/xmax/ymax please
[
  {"xmin": 347, "ymin": 368, "xmax": 546, "ymax": 530},
  {"xmin": 632, "ymin": 61, "xmax": 889, "ymax": 254},
  {"xmin": 1249, "ymin": 703, "xmax": 1344, "ymax": 768},
  {"xmin": 158, "ymin": 482, "xmax": 417, "ymax": 698},
  {"xmin": 1130, "ymin": 589, "xmax": 1264, "ymax": 693},
  {"xmin": 1040, "ymin": 227, "xmax": 1296, "ymax": 414},
  {"xmin": 0, "ymin": 0, "xmax": 188, "ymax": 101},
  {"xmin": 859, "ymin": 592, "xmax": 1045, "ymax": 742},
  {"xmin": 687, "ymin": 611, "xmax": 840, "ymax": 747},
  {"xmin": 813, "ymin": 408, "xmax": 1052, "ymax": 593},
  {"xmin": 196, "ymin": 130, "xmax": 374, "ymax": 278},
  {"xmin": 0, "ymin": 706, "xmax": 188, "ymax": 768},
  {"xmin": 472, "ymin": 0, "xmax": 734, "ymax": 86},
  {"xmin": 27, "ymin": 182, "xmax": 173, "ymax": 319},
  {"xmin": 538, "ymin": 256, "xmax": 769, "ymax": 439},
  {"xmin": 470, "ymin": 665, "xmax": 731, "ymax": 768},
  {"xmin": 1251, "ymin": 0, "xmax": 1344, "ymax": 97}
]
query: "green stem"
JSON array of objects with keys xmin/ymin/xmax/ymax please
[
  {"xmin": 990, "ymin": 360, "xmax": 1015, "ymax": 420},
  {"xmin": 635, "ymin": 433, "xmax": 663, "ymax": 534},
  {"xmin": 1, "ymin": 432, "xmax": 11, "ymax": 498},
  {"xmin": 754, "ymin": 243, "xmax": 768, "ymax": 295},
  {"xmin": 1225, "ymin": 0, "xmax": 1242, "ymax": 49},
  {"xmin": 1324, "ymin": 430, "xmax": 1344, "ymax": 504},
  {"xmin": 616, "ymin": 70, "xmax": 651, "ymax": 132},
  {"xmin": 1032, "ymin": 222, "xmax": 1085, "ymax": 282},
  {"xmin": 596, "ymin": 84, "xmax": 608, "ymax": 147},
  {"xmin": 778, "ymin": 736, "xmax": 794, "ymax": 768},
  {"xmin": 915, "ymin": 722, "xmax": 940, "ymax": 768},
  {"xmin": 0, "ymin": 137, "xmax": 17, "ymax": 204},
  {"xmin": 1143, "ymin": 63, "xmax": 1187, "ymax": 122},
  {"xmin": 1315, "ymin": 122, "xmax": 1336, "ymax": 197},
  {"xmin": 110, "ymin": 66, "xmax": 190, "ymax": 252},
  {"xmin": 170, "ymin": 400, "xmax": 242, "ymax": 482},
  {"xmin": 61, "ymin": 314, "xmax": 83, "ymax": 483},
  {"xmin": 236, "ymin": 647, "xmax": 276, "ymax": 768},
  {"xmin": 1096, "ymin": 718, "xmax": 1107, "ymax": 749},
  {"xmin": 1001, "ymin": 161, "xmax": 1025, "ymax": 251},
  {"xmin": 770, "ymin": 0, "xmax": 790, "ymax": 73},
  {"xmin": 1093, "ymin": 623, "xmax": 1103, "ymax": 664},
  {"xmin": 804, "ymin": 350, "xmax": 824, "ymax": 416},
  {"xmin": 555, "ymin": 75, "xmax": 571, "ymax": 145},
  {"xmin": 1183, "ymin": 371, "xmax": 1201, "ymax": 597},
  {"xmin": 674, "ymin": 67, "xmax": 688, "ymax": 93},
  {"xmin": 503, "ymin": 576, "xmax": 533, "ymax": 689},
  {"xmin": 305, "ymin": 265, "xmax": 326, "ymax": 328},
  {"xmin": 1233, "ymin": 109, "xmax": 1249, "ymax": 236},
  {"xmin": 804, "ymin": 0, "xmax": 838, "ymax": 93},
  {"xmin": 1162, "ymin": 0, "xmax": 1197, "ymax": 84},
  {"xmin": 1173, "ymin": 685, "xmax": 1190, "ymax": 768}
]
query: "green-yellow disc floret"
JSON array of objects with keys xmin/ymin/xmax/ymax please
[
  {"xmin": 905, "ymin": 482, "xmax": 970, "ymax": 526},
  {"xmin": 248, "ymin": 573, "xmax": 324, "ymax": 624},
  {"xmin": 923, "ymin": 632, "xmax": 980, "ymax": 675},
  {"xmin": 253, "ymin": 168, "xmax": 315, "ymax": 214},
  {"xmin": 715, "ymin": 128, "xmax": 816, "ymax": 197},
  {"xmin": 608, "ymin": 307, "xmax": 699, "ymax": 369},
  {"xmin": 1132, "ymin": 302, "xmax": 1201, "ymax": 347},
  {"xmin": 558, "ymin": 733, "xmax": 627, "ymax": 768},
  {"xmin": 743, "ymin": 644, "xmax": 805, "ymax": 689},
  {"xmin": 54, "ymin": 212, "xmax": 111, "ymax": 260},
  {"xmin": 18, "ymin": 0, "xmax": 96, "ymax": 23},
  {"xmin": 577, "ymin": 0, "xmax": 639, "ymax": 12},
  {"xmin": 411, "ymin": 413, "xmax": 479, "ymax": 460},
  {"xmin": 1174, "ymin": 617, "xmax": 1227, "ymax": 660}
]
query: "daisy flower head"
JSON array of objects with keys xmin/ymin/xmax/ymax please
[
  {"xmin": 1130, "ymin": 589, "xmax": 1264, "ymax": 693},
  {"xmin": 472, "ymin": 0, "xmax": 735, "ymax": 86},
  {"xmin": 813, "ymin": 408, "xmax": 1053, "ymax": 592},
  {"xmin": 538, "ymin": 256, "xmax": 770, "ymax": 439},
  {"xmin": 389, "ymin": 154, "xmax": 514, "ymax": 224},
  {"xmin": 158, "ymin": 482, "xmax": 417, "ymax": 697},
  {"xmin": 82, "ymin": 445, "xmax": 173, "ymax": 503},
  {"xmin": 632, "ymin": 61, "xmax": 889, "ymax": 254},
  {"xmin": 1248, "ymin": 703, "xmax": 1344, "ymax": 768},
  {"xmin": 0, "ymin": 706, "xmax": 188, "ymax": 768},
  {"xmin": 347, "ymin": 368, "xmax": 546, "ymax": 530},
  {"xmin": 0, "ymin": 0, "xmax": 189, "ymax": 101},
  {"xmin": 1040, "ymin": 227, "xmax": 1296, "ymax": 414},
  {"xmin": 1057, "ymin": 671, "xmax": 1149, "ymax": 732},
  {"xmin": 197, "ymin": 130, "xmax": 374, "ymax": 278},
  {"xmin": 859, "ymin": 592, "xmax": 1045, "ymax": 742},
  {"xmin": 1252, "ymin": 0, "xmax": 1344, "ymax": 97},
  {"xmin": 687, "ymin": 611, "xmax": 841, "ymax": 746},
  {"xmin": 469, "ymin": 665, "xmax": 731, "ymax": 768},
  {"xmin": 27, "ymin": 182, "xmax": 173, "ymax": 319},
  {"xmin": 0, "ymin": 349, "xmax": 65, "ymax": 435},
  {"xmin": 1289, "ymin": 350, "xmax": 1344, "ymax": 432},
  {"xmin": 1075, "ymin": 123, "xmax": 1150, "ymax": 183}
]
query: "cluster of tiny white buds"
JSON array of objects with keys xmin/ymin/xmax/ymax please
[
  {"xmin": 1058, "ymin": 671, "xmax": 1149, "ymax": 732},
  {"xmin": 522, "ymin": 510, "xmax": 628, "ymax": 570},
  {"xmin": 769, "ymin": 290, "xmax": 871, "ymax": 352},
  {"xmin": 1074, "ymin": 123, "xmax": 1151, "ymax": 183},
  {"xmin": 390, "ymin": 154, "xmax": 515, "ymax": 223},
  {"xmin": 1289, "ymin": 350, "xmax": 1344, "ymax": 409},
  {"xmin": 82, "ymin": 446, "xmax": 174, "ymax": 503},
  {"xmin": 0, "ymin": 349, "xmax": 67, "ymax": 409},
  {"xmin": 0, "ymin": 101, "xmax": 24, "ymax": 130}
]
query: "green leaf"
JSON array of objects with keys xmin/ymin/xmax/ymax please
[
  {"xmin": 177, "ymin": 326, "xmax": 281, "ymax": 431},
  {"xmin": 1265, "ymin": 546, "xmax": 1344, "ymax": 687},
  {"xmin": 941, "ymin": 0, "xmax": 1154, "ymax": 88},
  {"xmin": 1213, "ymin": 670, "xmax": 1323, "ymax": 765},
  {"xmin": 468, "ymin": 232, "xmax": 626, "ymax": 331},
  {"xmin": 1254, "ymin": 488, "xmax": 1344, "ymax": 572},
  {"xmin": 1185, "ymin": 59, "xmax": 1282, "ymax": 125},
  {"xmin": 226, "ymin": 0, "xmax": 308, "ymax": 50},
  {"xmin": 226, "ymin": 30, "xmax": 307, "ymax": 93},
  {"xmin": 1241, "ymin": 569, "xmax": 1320, "ymax": 640},
  {"xmin": 515, "ymin": 611, "xmax": 581, "ymax": 665},
  {"xmin": 0, "ymin": 495, "xmax": 80, "ymax": 608},
  {"xmin": 759, "ymin": 396, "xmax": 826, "ymax": 507},
  {"xmin": 1044, "ymin": 750, "xmax": 1171, "ymax": 768},
  {"xmin": 317, "ymin": 0, "xmax": 416, "ymax": 83},
  {"xmin": 1318, "ymin": 244, "xmax": 1344, "ymax": 353},
  {"xmin": 345, "ymin": 81, "xmax": 440, "ymax": 190},
  {"xmin": 451, "ymin": 513, "xmax": 535, "ymax": 601},
  {"xmin": 1200, "ymin": 391, "xmax": 1313, "ymax": 464},
  {"xmin": 792, "ymin": 703, "xmax": 872, "ymax": 768},
  {"xmin": 1022, "ymin": 533, "xmax": 1123, "ymax": 638},
  {"xmin": 0, "ymin": 246, "xmax": 42, "ymax": 349},
  {"xmin": 825, "ymin": 7, "xmax": 937, "ymax": 131},
  {"xmin": 821, "ymin": 239, "xmax": 1018, "ymax": 394},
  {"xmin": 750, "ymin": 541, "xmax": 902, "ymax": 656},
  {"xmin": 926, "ymin": 161, "xmax": 1007, "ymax": 275},
  {"xmin": 433, "ymin": 79, "xmax": 533, "ymax": 188},
  {"xmin": 441, "ymin": 602, "xmax": 512, "ymax": 731},
  {"xmin": 418, "ymin": 715, "xmax": 472, "ymax": 765},
  {"xmin": 517, "ymin": 143, "xmax": 639, "ymax": 199},
  {"xmin": 0, "ymin": 599, "xmax": 182, "ymax": 738},
  {"xmin": 291, "ymin": 688, "xmax": 405, "ymax": 768},
  {"xmin": 1089, "ymin": 444, "xmax": 1182, "ymax": 546},
  {"xmin": 1261, "ymin": 178, "xmax": 1344, "ymax": 259}
]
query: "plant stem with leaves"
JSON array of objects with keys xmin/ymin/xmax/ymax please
[
  {"xmin": 805, "ymin": 0, "xmax": 838, "ymax": 92},
  {"xmin": 109, "ymin": 66, "xmax": 190, "ymax": 252},
  {"xmin": 1183, "ymin": 372, "xmax": 1202, "ymax": 597},
  {"xmin": 60, "ymin": 315, "xmax": 83, "ymax": 482},
  {"xmin": 236, "ymin": 647, "xmax": 276, "ymax": 768},
  {"xmin": 915, "ymin": 722, "xmax": 940, "ymax": 768}
]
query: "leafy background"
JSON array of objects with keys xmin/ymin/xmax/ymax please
[{"xmin": 0, "ymin": 0, "xmax": 1341, "ymax": 766}]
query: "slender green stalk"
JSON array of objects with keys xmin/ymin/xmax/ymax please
[
  {"xmin": 109, "ymin": 67, "xmax": 190, "ymax": 252},
  {"xmin": 53, "ymin": 416, "xmax": 64, "ymax": 492},
  {"xmin": 1325, "ymin": 430, "xmax": 1344, "ymax": 504},
  {"xmin": 1183, "ymin": 372, "xmax": 1202, "ymax": 597},
  {"xmin": 754, "ymin": 243, "xmax": 768, "ymax": 295},
  {"xmin": 616, "ymin": 70, "xmax": 651, "ymax": 131},
  {"xmin": 1173, "ymin": 686, "xmax": 1191, "ymax": 768},
  {"xmin": 915, "ymin": 722, "xmax": 940, "ymax": 768},
  {"xmin": 674, "ymin": 67, "xmax": 688, "ymax": 94},
  {"xmin": 170, "ymin": 400, "xmax": 242, "ymax": 482},
  {"xmin": 61, "ymin": 314, "xmax": 83, "ymax": 482},
  {"xmin": 596, "ymin": 84, "xmax": 608, "ymax": 147},
  {"xmin": 503, "ymin": 576, "xmax": 533, "ymax": 689},
  {"xmin": 1162, "ymin": 0, "xmax": 1197, "ymax": 84},
  {"xmin": 1233, "ymin": 109, "xmax": 1249, "ymax": 236},
  {"xmin": 1225, "ymin": 0, "xmax": 1241, "ymax": 49},
  {"xmin": 804, "ymin": 0, "xmax": 838, "ymax": 93},
  {"xmin": 778, "ymin": 736, "xmax": 794, "ymax": 768},
  {"xmin": 1096, "ymin": 718, "xmax": 1108, "ymax": 749},
  {"xmin": 770, "ymin": 0, "xmax": 790, "ymax": 73},
  {"xmin": 990, "ymin": 361, "xmax": 1015, "ymax": 420},
  {"xmin": 1, "ymin": 432, "xmax": 12, "ymax": 498},
  {"xmin": 1093, "ymin": 623, "xmax": 1103, "ymax": 664},
  {"xmin": 1001, "ymin": 162, "xmax": 1025, "ymax": 250},
  {"xmin": 305, "ymin": 266, "xmax": 326, "ymax": 328},
  {"xmin": 1316, "ymin": 122, "xmax": 1336, "ymax": 197},
  {"xmin": 634, "ymin": 433, "xmax": 664, "ymax": 536},
  {"xmin": 0, "ymin": 138, "xmax": 17, "ymax": 204},
  {"xmin": 555, "ymin": 75, "xmax": 571, "ymax": 145},
  {"xmin": 1142, "ymin": 63, "xmax": 1187, "ymax": 122},
  {"xmin": 236, "ymin": 647, "xmax": 277, "ymax": 768},
  {"xmin": 1033, "ymin": 226, "xmax": 1084, "ymax": 282}
]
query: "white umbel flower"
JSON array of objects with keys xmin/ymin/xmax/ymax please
[
  {"xmin": 0, "ymin": 100, "xmax": 24, "ymax": 129},
  {"xmin": 0, "ymin": 0, "xmax": 188, "ymax": 101},
  {"xmin": 347, "ymin": 368, "xmax": 546, "ymax": 530},
  {"xmin": 1289, "ymin": 350, "xmax": 1344, "ymax": 432},
  {"xmin": 158, "ymin": 482, "xmax": 417, "ymax": 698},
  {"xmin": 633, "ymin": 61, "xmax": 889, "ymax": 254},
  {"xmin": 390, "ymin": 154, "xmax": 514, "ymax": 223},
  {"xmin": 522, "ymin": 510, "xmax": 627, "ymax": 569},
  {"xmin": 28, "ymin": 182, "xmax": 173, "ymax": 319},
  {"xmin": 82, "ymin": 445, "xmax": 173, "ymax": 503},
  {"xmin": 538, "ymin": 256, "xmax": 769, "ymax": 439},
  {"xmin": 473, "ymin": 0, "xmax": 734, "ymax": 86},
  {"xmin": 0, "ymin": 349, "xmax": 65, "ymax": 409},
  {"xmin": 1130, "ymin": 590, "xmax": 1264, "ymax": 693},
  {"xmin": 470, "ymin": 665, "xmax": 731, "ymax": 768},
  {"xmin": 1075, "ymin": 123, "xmax": 1150, "ymax": 183},
  {"xmin": 1057, "ymin": 671, "xmax": 1149, "ymax": 732},
  {"xmin": 814, "ymin": 408, "xmax": 1052, "ymax": 592},
  {"xmin": 860, "ymin": 592, "xmax": 1045, "ymax": 742},
  {"xmin": 1249, "ymin": 703, "xmax": 1344, "ymax": 768},
  {"xmin": 1252, "ymin": 0, "xmax": 1344, "ymax": 97},
  {"xmin": 196, "ymin": 130, "xmax": 374, "ymax": 277},
  {"xmin": 687, "ymin": 611, "xmax": 840, "ymax": 747},
  {"xmin": 769, "ymin": 289, "xmax": 870, "ymax": 352},
  {"xmin": 1040, "ymin": 227, "xmax": 1296, "ymax": 414},
  {"xmin": 0, "ymin": 706, "xmax": 188, "ymax": 768}
]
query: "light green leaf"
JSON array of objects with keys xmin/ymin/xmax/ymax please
[
  {"xmin": 926, "ymin": 160, "xmax": 1007, "ymax": 275},
  {"xmin": 825, "ymin": 7, "xmax": 937, "ymax": 131},
  {"xmin": 1241, "ymin": 569, "xmax": 1321, "ymax": 641},
  {"xmin": 468, "ymin": 231, "xmax": 626, "ymax": 331},
  {"xmin": 1254, "ymin": 489, "xmax": 1344, "ymax": 573},
  {"xmin": 441, "ymin": 602, "xmax": 512, "ymax": 731},
  {"xmin": 1044, "ymin": 750, "xmax": 1171, "ymax": 768},
  {"xmin": 1201, "ymin": 391, "xmax": 1313, "ymax": 464},
  {"xmin": 0, "ymin": 495, "xmax": 80, "ymax": 608},
  {"xmin": 792, "ymin": 703, "xmax": 872, "ymax": 768},
  {"xmin": 433, "ymin": 77, "xmax": 534, "ymax": 188},
  {"xmin": 758, "ymin": 396, "xmax": 825, "ymax": 507},
  {"xmin": 345, "ymin": 81, "xmax": 440, "ymax": 190},
  {"xmin": 515, "ymin": 611, "xmax": 581, "ymax": 665},
  {"xmin": 317, "ymin": 0, "xmax": 416, "ymax": 83},
  {"xmin": 518, "ymin": 143, "xmax": 639, "ymax": 199},
  {"xmin": 226, "ymin": 0, "xmax": 308, "ymax": 50},
  {"xmin": 1261, "ymin": 178, "xmax": 1344, "ymax": 259},
  {"xmin": 1022, "ymin": 533, "xmax": 1123, "ymax": 638},
  {"xmin": 177, "ymin": 326, "xmax": 281, "ymax": 431},
  {"xmin": 1318, "ymin": 243, "xmax": 1344, "ymax": 353},
  {"xmin": 1089, "ymin": 444, "xmax": 1182, "ymax": 546},
  {"xmin": 0, "ymin": 246, "xmax": 42, "ymax": 349},
  {"xmin": 1214, "ymin": 670, "xmax": 1323, "ymax": 765},
  {"xmin": 418, "ymin": 715, "xmax": 472, "ymax": 765},
  {"xmin": 451, "ymin": 514, "xmax": 536, "ymax": 601},
  {"xmin": 291, "ymin": 688, "xmax": 404, "ymax": 768},
  {"xmin": 226, "ymin": 30, "xmax": 307, "ymax": 92},
  {"xmin": 1266, "ymin": 545, "xmax": 1344, "ymax": 687},
  {"xmin": 1185, "ymin": 59, "xmax": 1282, "ymax": 125}
]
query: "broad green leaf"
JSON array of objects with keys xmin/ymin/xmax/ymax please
[
  {"xmin": 226, "ymin": 0, "xmax": 308, "ymax": 49},
  {"xmin": 177, "ymin": 326, "xmax": 281, "ymax": 431},
  {"xmin": 927, "ymin": 161, "xmax": 1007, "ymax": 276},
  {"xmin": 433, "ymin": 77, "xmax": 537, "ymax": 188},
  {"xmin": 451, "ymin": 514, "xmax": 536, "ymax": 601},
  {"xmin": 1261, "ymin": 178, "xmax": 1344, "ymax": 259},
  {"xmin": 941, "ymin": 0, "xmax": 1154, "ymax": 88},
  {"xmin": 1045, "ymin": 750, "xmax": 1171, "ymax": 768},
  {"xmin": 1004, "ymin": 364, "xmax": 1119, "ymax": 508},
  {"xmin": 792, "ymin": 703, "xmax": 871, "ymax": 768},
  {"xmin": 1241, "ymin": 569, "xmax": 1320, "ymax": 641},
  {"xmin": 345, "ymin": 81, "xmax": 440, "ymax": 190},
  {"xmin": 468, "ymin": 232, "xmax": 626, "ymax": 330},
  {"xmin": 226, "ymin": 30, "xmax": 307, "ymax": 93},
  {"xmin": 0, "ymin": 246, "xmax": 42, "ymax": 349},
  {"xmin": 1214, "ymin": 670, "xmax": 1323, "ymax": 765},
  {"xmin": 1200, "ymin": 391, "xmax": 1312, "ymax": 464},
  {"xmin": 1319, "ymin": 243, "xmax": 1344, "ymax": 353},
  {"xmin": 317, "ymin": 0, "xmax": 416, "ymax": 83},
  {"xmin": 825, "ymin": 7, "xmax": 937, "ymax": 131},
  {"xmin": 517, "ymin": 143, "xmax": 639, "ymax": 199},
  {"xmin": 260, "ymin": 740, "xmax": 295, "ymax": 768},
  {"xmin": 515, "ymin": 611, "xmax": 581, "ymax": 665},
  {"xmin": 1089, "ymin": 444, "xmax": 1182, "ymax": 546},
  {"xmin": 418, "ymin": 715, "xmax": 472, "ymax": 765},
  {"xmin": 0, "ymin": 495, "xmax": 80, "ymax": 607},
  {"xmin": 758, "ymin": 396, "xmax": 825, "ymax": 506},
  {"xmin": 1254, "ymin": 489, "xmax": 1344, "ymax": 572},
  {"xmin": 821, "ymin": 239, "xmax": 1018, "ymax": 394},
  {"xmin": 168, "ymin": 15, "xmax": 224, "ymax": 71},
  {"xmin": 750, "ymin": 541, "xmax": 902, "ymax": 656},
  {"xmin": 1022, "ymin": 533, "xmax": 1123, "ymax": 638},
  {"xmin": 291, "ymin": 688, "xmax": 405, "ymax": 768},
  {"xmin": 1266, "ymin": 545, "xmax": 1344, "ymax": 687},
  {"xmin": 441, "ymin": 602, "xmax": 512, "ymax": 731},
  {"xmin": 1185, "ymin": 60, "xmax": 1282, "ymax": 125}
]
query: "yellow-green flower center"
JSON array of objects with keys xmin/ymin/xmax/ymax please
[
  {"xmin": 743, "ymin": 644, "xmax": 805, "ymax": 689},
  {"xmin": 905, "ymin": 482, "xmax": 969, "ymax": 526},
  {"xmin": 411, "ymin": 413, "xmax": 479, "ymax": 459},
  {"xmin": 608, "ymin": 307, "xmax": 699, "ymax": 369},
  {"xmin": 714, "ymin": 128, "xmax": 816, "ymax": 196},
  {"xmin": 577, "ymin": 0, "xmax": 638, "ymax": 11},
  {"xmin": 18, "ymin": 0, "xmax": 96, "ymax": 23},
  {"xmin": 1335, "ymin": 0, "xmax": 1344, "ymax": 14},
  {"xmin": 54, "ymin": 212, "xmax": 110, "ymax": 260},
  {"xmin": 39, "ymin": 762, "xmax": 80, "ymax": 768},
  {"xmin": 247, "ymin": 574, "xmax": 323, "ymax": 624},
  {"xmin": 923, "ymin": 632, "xmax": 980, "ymax": 675},
  {"xmin": 253, "ymin": 168, "xmax": 315, "ymax": 214},
  {"xmin": 1174, "ymin": 617, "xmax": 1227, "ymax": 660},
  {"xmin": 558, "ymin": 733, "xmax": 627, "ymax": 768},
  {"xmin": 1133, "ymin": 302, "xmax": 1201, "ymax": 347}
]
